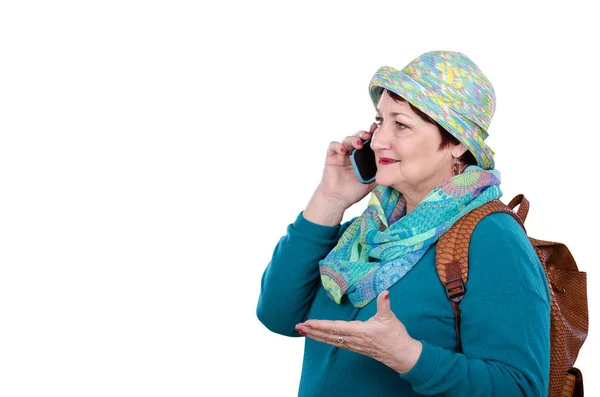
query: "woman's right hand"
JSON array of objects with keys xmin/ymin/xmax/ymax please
[{"xmin": 317, "ymin": 122, "xmax": 378, "ymax": 210}]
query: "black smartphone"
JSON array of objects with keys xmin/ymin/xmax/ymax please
[{"xmin": 349, "ymin": 139, "xmax": 376, "ymax": 184}]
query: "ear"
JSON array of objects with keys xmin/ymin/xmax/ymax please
[{"xmin": 451, "ymin": 143, "xmax": 468, "ymax": 158}]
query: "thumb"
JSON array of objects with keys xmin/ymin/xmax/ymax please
[{"xmin": 376, "ymin": 290, "xmax": 394, "ymax": 319}]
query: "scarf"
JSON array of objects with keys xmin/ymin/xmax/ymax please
[{"xmin": 319, "ymin": 166, "xmax": 501, "ymax": 308}]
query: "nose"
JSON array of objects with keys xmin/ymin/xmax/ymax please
[{"xmin": 370, "ymin": 123, "xmax": 392, "ymax": 151}]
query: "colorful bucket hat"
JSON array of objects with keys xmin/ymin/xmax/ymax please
[{"xmin": 369, "ymin": 51, "xmax": 496, "ymax": 169}]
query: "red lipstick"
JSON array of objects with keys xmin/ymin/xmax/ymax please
[{"xmin": 379, "ymin": 157, "xmax": 400, "ymax": 165}]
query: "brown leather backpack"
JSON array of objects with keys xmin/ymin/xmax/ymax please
[{"xmin": 436, "ymin": 194, "xmax": 588, "ymax": 397}]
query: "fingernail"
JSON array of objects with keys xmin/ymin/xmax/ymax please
[
  {"xmin": 356, "ymin": 140, "xmax": 362, "ymax": 146},
  {"xmin": 298, "ymin": 330, "xmax": 306, "ymax": 336},
  {"xmin": 341, "ymin": 147, "xmax": 347, "ymax": 154},
  {"xmin": 385, "ymin": 292, "xmax": 389, "ymax": 300}
]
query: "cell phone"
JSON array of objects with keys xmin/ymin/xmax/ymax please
[{"xmin": 349, "ymin": 139, "xmax": 376, "ymax": 184}]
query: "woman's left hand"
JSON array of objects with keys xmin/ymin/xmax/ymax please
[{"xmin": 295, "ymin": 290, "xmax": 423, "ymax": 374}]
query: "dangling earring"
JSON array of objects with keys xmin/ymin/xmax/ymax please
[{"xmin": 453, "ymin": 158, "xmax": 460, "ymax": 176}]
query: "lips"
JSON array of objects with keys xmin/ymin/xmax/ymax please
[{"xmin": 379, "ymin": 157, "xmax": 400, "ymax": 165}]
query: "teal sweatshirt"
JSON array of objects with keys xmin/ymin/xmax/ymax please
[{"xmin": 257, "ymin": 211, "xmax": 550, "ymax": 396}]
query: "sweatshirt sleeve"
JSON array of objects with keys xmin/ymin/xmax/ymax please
[
  {"xmin": 400, "ymin": 212, "xmax": 551, "ymax": 396},
  {"xmin": 256, "ymin": 212, "xmax": 354, "ymax": 336}
]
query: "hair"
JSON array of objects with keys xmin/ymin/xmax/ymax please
[{"xmin": 384, "ymin": 89, "xmax": 477, "ymax": 170}]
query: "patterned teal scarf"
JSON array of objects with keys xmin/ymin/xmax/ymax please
[{"xmin": 319, "ymin": 166, "xmax": 502, "ymax": 308}]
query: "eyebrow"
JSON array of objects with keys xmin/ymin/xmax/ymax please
[{"xmin": 375, "ymin": 108, "xmax": 411, "ymax": 118}]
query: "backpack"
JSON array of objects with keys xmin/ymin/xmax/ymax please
[{"xmin": 436, "ymin": 194, "xmax": 588, "ymax": 397}]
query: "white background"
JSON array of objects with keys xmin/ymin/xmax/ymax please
[{"xmin": 1, "ymin": 0, "xmax": 597, "ymax": 396}]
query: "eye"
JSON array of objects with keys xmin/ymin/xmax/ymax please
[
  {"xmin": 396, "ymin": 122, "xmax": 407, "ymax": 129},
  {"xmin": 375, "ymin": 116, "xmax": 383, "ymax": 125}
]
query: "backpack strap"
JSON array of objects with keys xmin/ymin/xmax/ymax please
[
  {"xmin": 436, "ymin": 197, "xmax": 527, "ymax": 353},
  {"xmin": 507, "ymin": 194, "xmax": 530, "ymax": 222}
]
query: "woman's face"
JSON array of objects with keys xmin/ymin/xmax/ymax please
[{"xmin": 371, "ymin": 90, "xmax": 464, "ymax": 196}]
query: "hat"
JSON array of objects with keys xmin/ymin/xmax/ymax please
[{"xmin": 368, "ymin": 51, "xmax": 496, "ymax": 169}]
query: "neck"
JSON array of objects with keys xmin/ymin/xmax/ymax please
[
  {"xmin": 404, "ymin": 194, "xmax": 422, "ymax": 215},
  {"xmin": 399, "ymin": 171, "xmax": 455, "ymax": 215}
]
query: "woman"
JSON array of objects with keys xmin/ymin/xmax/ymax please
[{"xmin": 256, "ymin": 51, "xmax": 550, "ymax": 396}]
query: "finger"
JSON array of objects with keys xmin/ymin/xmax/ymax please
[
  {"xmin": 301, "ymin": 326, "xmax": 352, "ymax": 348},
  {"xmin": 327, "ymin": 141, "xmax": 349, "ymax": 156},
  {"xmin": 358, "ymin": 130, "xmax": 372, "ymax": 140},
  {"xmin": 358, "ymin": 122, "xmax": 378, "ymax": 139},
  {"xmin": 300, "ymin": 326, "xmax": 374, "ymax": 357},
  {"xmin": 375, "ymin": 290, "xmax": 394, "ymax": 320},
  {"xmin": 341, "ymin": 135, "xmax": 364, "ymax": 152},
  {"xmin": 352, "ymin": 127, "xmax": 372, "ymax": 140},
  {"xmin": 369, "ymin": 122, "xmax": 378, "ymax": 133},
  {"xmin": 302, "ymin": 320, "xmax": 362, "ymax": 338}
]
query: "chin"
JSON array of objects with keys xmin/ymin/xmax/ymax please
[
  {"xmin": 375, "ymin": 174, "xmax": 393, "ymax": 187},
  {"xmin": 376, "ymin": 173, "xmax": 406, "ymax": 193}
]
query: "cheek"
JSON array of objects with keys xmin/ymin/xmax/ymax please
[
  {"xmin": 400, "ymin": 140, "xmax": 443, "ymax": 175},
  {"xmin": 398, "ymin": 139, "xmax": 430, "ymax": 162}
]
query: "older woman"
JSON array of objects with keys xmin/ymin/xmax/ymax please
[{"xmin": 256, "ymin": 51, "xmax": 550, "ymax": 396}]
